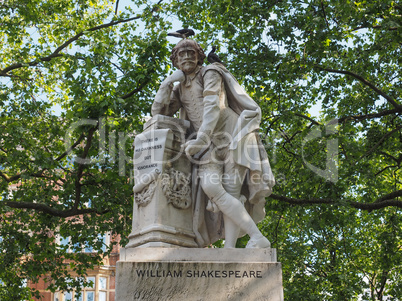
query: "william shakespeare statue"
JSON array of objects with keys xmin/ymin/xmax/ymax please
[{"xmin": 151, "ymin": 39, "xmax": 275, "ymax": 248}]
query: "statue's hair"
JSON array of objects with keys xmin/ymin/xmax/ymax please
[{"xmin": 170, "ymin": 39, "xmax": 206, "ymax": 68}]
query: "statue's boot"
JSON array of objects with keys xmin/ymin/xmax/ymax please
[
  {"xmin": 222, "ymin": 195, "xmax": 246, "ymax": 248},
  {"xmin": 213, "ymin": 191, "xmax": 270, "ymax": 248},
  {"xmin": 223, "ymin": 215, "xmax": 240, "ymax": 248}
]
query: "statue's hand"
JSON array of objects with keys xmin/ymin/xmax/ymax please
[
  {"xmin": 165, "ymin": 70, "xmax": 185, "ymax": 84},
  {"xmin": 183, "ymin": 136, "xmax": 210, "ymax": 157},
  {"xmin": 154, "ymin": 70, "xmax": 185, "ymax": 106}
]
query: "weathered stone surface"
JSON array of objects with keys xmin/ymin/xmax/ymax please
[
  {"xmin": 128, "ymin": 116, "xmax": 197, "ymax": 248},
  {"xmin": 116, "ymin": 248, "xmax": 284, "ymax": 301},
  {"xmin": 120, "ymin": 247, "xmax": 277, "ymax": 263},
  {"xmin": 143, "ymin": 114, "xmax": 190, "ymax": 137}
]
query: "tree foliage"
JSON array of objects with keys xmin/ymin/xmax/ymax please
[
  {"xmin": 171, "ymin": 0, "xmax": 402, "ymax": 299},
  {"xmin": 1, "ymin": 0, "xmax": 171, "ymax": 299},
  {"xmin": 1, "ymin": 0, "xmax": 401, "ymax": 300}
]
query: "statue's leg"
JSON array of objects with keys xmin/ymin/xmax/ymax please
[
  {"xmin": 221, "ymin": 162, "xmax": 246, "ymax": 248},
  {"xmin": 222, "ymin": 215, "xmax": 239, "ymax": 248},
  {"xmin": 199, "ymin": 167, "xmax": 270, "ymax": 248}
]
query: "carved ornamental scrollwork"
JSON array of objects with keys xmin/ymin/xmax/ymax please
[
  {"xmin": 133, "ymin": 168, "xmax": 191, "ymax": 209},
  {"xmin": 161, "ymin": 168, "xmax": 191, "ymax": 209},
  {"xmin": 134, "ymin": 181, "xmax": 157, "ymax": 207}
]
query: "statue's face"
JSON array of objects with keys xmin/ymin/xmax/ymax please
[{"xmin": 176, "ymin": 46, "xmax": 198, "ymax": 74}]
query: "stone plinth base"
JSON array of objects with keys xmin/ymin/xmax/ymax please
[
  {"xmin": 116, "ymin": 248, "xmax": 284, "ymax": 301},
  {"xmin": 130, "ymin": 115, "xmax": 197, "ymax": 249}
]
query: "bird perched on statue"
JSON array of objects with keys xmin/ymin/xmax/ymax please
[
  {"xmin": 207, "ymin": 46, "xmax": 225, "ymax": 65},
  {"xmin": 167, "ymin": 28, "xmax": 195, "ymax": 39}
]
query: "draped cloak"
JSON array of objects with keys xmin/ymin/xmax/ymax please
[{"xmin": 189, "ymin": 63, "xmax": 276, "ymax": 247}]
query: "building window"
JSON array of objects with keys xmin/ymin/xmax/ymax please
[
  {"xmin": 59, "ymin": 236, "xmax": 70, "ymax": 251},
  {"xmin": 53, "ymin": 275, "xmax": 108, "ymax": 301},
  {"xmin": 85, "ymin": 291, "xmax": 94, "ymax": 301},
  {"xmin": 57, "ymin": 233, "xmax": 109, "ymax": 253},
  {"xmin": 85, "ymin": 276, "xmax": 95, "ymax": 301},
  {"xmin": 99, "ymin": 277, "xmax": 107, "ymax": 301},
  {"xmin": 84, "ymin": 234, "xmax": 108, "ymax": 253},
  {"xmin": 64, "ymin": 291, "xmax": 72, "ymax": 301},
  {"xmin": 84, "ymin": 243, "xmax": 93, "ymax": 253},
  {"xmin": 57, "ymin": 236, "xmax": 81, "ymax": 253}
]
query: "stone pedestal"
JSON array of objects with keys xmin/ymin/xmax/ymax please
[
  {"xmin": 118, "ymin": 115, "xmax": 284, "ymax": 300},
  {"xmin": 116, "ymin": 248, "xmax": 284, "ymax": 301},
  {"xmin": 127, "ymin": 115, "xmax": 197, "ymax": 248}
]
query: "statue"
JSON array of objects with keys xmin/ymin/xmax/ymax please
[{"xmin": 151, "ymin": 39, "xmax": 275, "ymax": 248}]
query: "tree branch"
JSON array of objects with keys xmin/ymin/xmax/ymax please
[
  {"xmin": 121, "ymin": 79, "xmax": 151, "ymax": 99},
  {"xmin": 115, "ymin": 0, "xmax": 120, "ymax": 15},
  {"xmin": 358, "ymin": 125, "xmax": 402, "ymax": 161},
  {"xmin": 294, "ymin": 113, "xmax": 321, "ymax": 126},
  {"xmin": 74, "ymin": 126, "xmax": 97, "ymax": 210},
  {"xmin": 264, "ymin": 114, "xmax": 281, "ymax": 133},
  {"xmin": 3, "ymin": 201, "xmax": 109, "ymax": 218},
  {"xmin": 315, "ymin": 65, "xmax": 402, "ymax": 109},
  {"xmin": 375, "ymin": 165, "xmax": 395, "ymax": 176},
  {"xmin": 2, "ymin": 125, "xmax": 110, "ymax": 217},
  {"xmin": 0, "ymin": 171, "xmax": 21, "ymax": 182},
  {"xmin": 270, "ymin": 191, "xmax": 402, "ymax": 210},
  {"xmin": 320, "ymin": 0, "xmax": 330, "ymax": 30},
  {"xmin": 335, "ymin": 108, "xmax": 400, "ymax": 124},
  {"xmin": 0, "ymin": 10, "xmax": 158, "ymax": 76},
  {"xmin": 375, "ymin": 189, "xmax": 402, "ymax": 203},
  {"xmin": 0, "ymin": 132, "xmax": 85, "ymax": 184},
  {"xmin": 379, "ymin": 151, "xmax": 402, "ymax": 164},
  {"xmin": 377, "ymin": 271, "xmax": 388, "ymax": 299},
  {"xmin": 110, "ymin": 61, "xmax": 125, "ymax": 75},
  {"xmin": 351, "ymin": 25, "xmax": 399, "ymax": 32},
  {"xmin": 56, "ymin": 132, "xmax": 86, "ymax": 162},
  {"xmin": 0, "ymin": 170, "xmax": 48, "ymax": 183}
]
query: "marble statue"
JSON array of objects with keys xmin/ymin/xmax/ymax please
[{"xmin": 151, "ymin": 39, "xmax": 275, "ymax": 248}]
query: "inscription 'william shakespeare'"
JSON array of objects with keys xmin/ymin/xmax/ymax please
[{"xmin": 135, "ymin": 269, "xmax": 263, "ymax": 279}]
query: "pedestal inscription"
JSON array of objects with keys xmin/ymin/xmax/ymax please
[
  {"xmin": 133, "ymin": 129, "xmax": 169, "ymax": 207},
  {"xmin": 116, "ymin": 248, "xmax": 284, "ymax": 301}
]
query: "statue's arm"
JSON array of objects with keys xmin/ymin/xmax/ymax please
[
  {"xmin": 183, "ymin": 70, "xmax": 222, "ymax": 156},
  {"xmin": 151, "ymin": 84, "xmax": 181, "ymax": 117},
  {"xmin": 198, "ymin": 70, "xmax": 221, "ymax": 138},
  {"xmin": 151, "ymin": 70, "xmax": 184, "ymax": 116}
]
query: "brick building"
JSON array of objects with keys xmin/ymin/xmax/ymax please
[
  {"xmin": 3, "ymin": 181, "xmax": 123, "ymax": 301},
  {"xmin": 28, "ymin": 234, "xmax": 121, "ymax": 301}
]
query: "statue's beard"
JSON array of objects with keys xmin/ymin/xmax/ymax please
[{"xmin": 179, "ymin": 61, "xmax": 197, "ymax": 74}]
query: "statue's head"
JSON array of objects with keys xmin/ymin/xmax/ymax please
[{"xmin": 170, "ymin": 39, "xmax": 206, "ymax": 74}]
